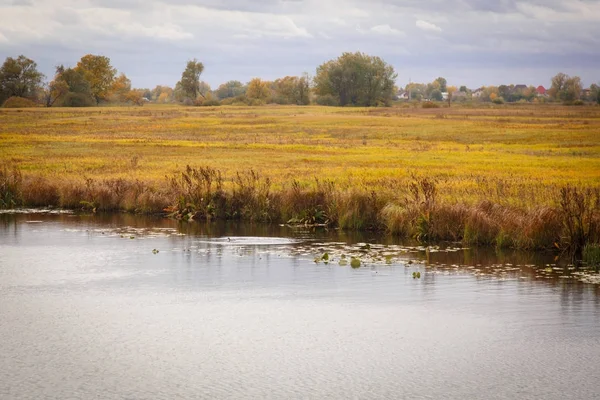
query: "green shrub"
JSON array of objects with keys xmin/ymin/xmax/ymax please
[
  {"xmin": 59, "ymin": 92, "xmax": 95, "ymax": 107},
  {"xmin": 583, "ymin": 244, "xmax": 600, "ymax": 271},
  {"xmin": 315, "ymin": 95, "xmax": 339, "ymax": 106}
]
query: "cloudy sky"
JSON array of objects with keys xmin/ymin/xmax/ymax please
[{"xmin": 1, "ymin": 0, "xmax": 599, "ymax": 89}]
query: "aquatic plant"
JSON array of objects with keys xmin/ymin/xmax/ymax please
[
  {"xmin": 583, "ymin": 244, "xmax": 600, "ymax": 272},
  {"xmin": 558, "ymin": 185, "xmax": 600, "ymax": 256},
  {"xmin": 0, "ymin": 164, "xmax": 22, "ymax": 208}
]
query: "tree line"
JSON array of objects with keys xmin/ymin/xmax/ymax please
[
  {"xmin": 403, "ymin": 74, "xmax": 599, "ymax": 105},
  {"xmin": 1, "ymin": 52, "xmax": 599, "ymax": 108}
]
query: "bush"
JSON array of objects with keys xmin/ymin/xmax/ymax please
[
  {"xmin": 2, "ymin": 96, "xmax": 38, "ymax": 108},
  {"xmin": 248, "ymin": 98, "xmax": 265, "ymax": 106},
  {"xmin": 315, "ymin": 95, "xmax": 339, "ymax": 106},
  {"xmin": 219, "ymin": 97, "xmax": 235, "ymax": 106},
  {"xmin": 421, "ymin": 101, "xmax": 439, "ymax": 109},
  {"xmin": 198, "ymin": 99, "xmax": 221, "ymax": 107},
  {"xmin": 59, "ymin": 92, "xmax": 95, "ymax": 107},
  {"xmin": 492, "ymin": 97, "xmax": 505, "ymax": 104},
  {"xmin": 573, "ymin": 99, "xmax": 585, "ymax": 106}
]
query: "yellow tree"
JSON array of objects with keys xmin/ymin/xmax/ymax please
[
  {"xmin": 75, "ymin": 54, "xmax": 117, "ymax": 104},
  {"xmin": 447, "ymin": 86, "xmax": 457, "ymax": 106},
  {"xmin": 246, "ymin": 78, "xmax": 271, "ymax": 102},
  {"xmin": 110, "ymin": 73, "xmax": 132, "ymax": 103},
  {"xmin": 125, "ymin": 89, "xmax": 144, "ymax": 106}
]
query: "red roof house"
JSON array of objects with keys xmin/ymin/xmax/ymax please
[{"xmin": 536, "ymin": 86, "xmax": 546, "ymax": 95}]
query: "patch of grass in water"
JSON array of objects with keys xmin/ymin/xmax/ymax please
[{"xmin": 583, "ymin": 244, "xmax": 600, "ymax": 272}]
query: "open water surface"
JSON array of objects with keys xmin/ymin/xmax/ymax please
[{"xmin": 1, "ymin": 213, "xmax": 599, "ymax": 399}]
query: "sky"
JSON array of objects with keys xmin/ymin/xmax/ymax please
[{"xmin": 1, "ymin": 0, "xmax": 599, "ymax": 90}]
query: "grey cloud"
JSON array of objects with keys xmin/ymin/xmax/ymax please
[{"xmin": 0, "ymin": 0, "xmax": 598, "ymax": 89}]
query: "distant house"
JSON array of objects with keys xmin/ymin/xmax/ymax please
[
  {"xmin": 536, "ymin": 86, "xmax": 547, "ymax": 95},
  {"xmin": 397, "ymin": 90, "xmax": 410, "ymax": 100},
  {"xmin": 472, "ymin": 88, "xmax": 484, "ymax": 98},
  {"xmin": 581, "ymin": 88, "xmax": 591, "ymax": 99},
  {"xmin": 452, "ymin": 91, "xmax": 468, "ymax": 100},
  {"xmin": 513, "ymin": 84, "xmax": 528, "ymax": 93}
]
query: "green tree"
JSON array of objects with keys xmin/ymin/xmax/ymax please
[
  {"xmin": 215, "ymin": 80, "xmax": 246, "ymax": 100},
  {"xmin": 177, "ymin": 59, "xmax": 205, "ymax": 101},
  {"xmin": 314, "ymin": 52, "xmax": 397, "ymax": 106},
  {"xmin": 563, "ymin": 76, "xmax": 583, "ymax": 103},
  {"xmin": 430, "ymin": 89, "xmax": 443, "ymax": 101},
  {"xmin": 426, "ymin": 80, "xmax": 441, "ymax": 99},
  {"xmin": 41, "ymin": 66, "xmax": 69, "ymax": 107},
  {"xmin": 590, "ymin": 83, "xmax": 600, "ymax": 104},
  {"xmin": 0, "ymin": 55, "xmax": 44, "ymax": 104},
  {"xmin": 459, "ymin": 85, "xmax": 468, "ymax": 93},
  {"xmin": 498, "ymin": 85, "xmax": 511, "ymax": 100},
  {"xmin": 75, "ymin": 54, "xmax": 117, "ymax": 104},
  {"xmin": 435, "ymin": 77, "xmax": 447, "ymax": 92},
  {"xmin": 549, "ymin": 73, "xmax": 582, "ymax": 103},
  {"xmin": 54, "ymin": 66, "xmax": 95, "ymax": 107}
]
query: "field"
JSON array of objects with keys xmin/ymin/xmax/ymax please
[{"xmin": 1, "ymin": 104, "xmax": 599, "ymax": 252}]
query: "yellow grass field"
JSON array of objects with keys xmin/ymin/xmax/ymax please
[
  {"xmin": 2, "ymin": 104, "xmax": 599, "ymax": 200},
  {"xmin": 1, "ymin": 103, "xmax": 599, "ymax": 250}
]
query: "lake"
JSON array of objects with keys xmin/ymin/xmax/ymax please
[{"xmin": 1, "ymin": 212, "xmax": 599, "ymax": 399}]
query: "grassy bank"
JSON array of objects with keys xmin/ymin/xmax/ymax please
[{"xmin": 1, "ymin": 104, "xmax": 599, "ymax": 252}]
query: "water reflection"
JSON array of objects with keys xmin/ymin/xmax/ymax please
[{"xmin": 1, "ymin": 212, "xmax": 599, "ymax": 400}]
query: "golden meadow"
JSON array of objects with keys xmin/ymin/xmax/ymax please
[{"xmin": 1, "ymin": 104, "xmax": 599, "ymax": 253}]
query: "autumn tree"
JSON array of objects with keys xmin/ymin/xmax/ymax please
[
  {"xmin": 447, "ymin": 86, "xmax": 457, "ymax": 106},
  {"xmin": 75, "ymin": 54, "xmax": 116, "ymax": 104},
  {"xmin": 109, "ymin": 73, "xmax": 132, "ymax": 103},
  {"xmin": 246, "ymin": 78, "xmax": 271, "ymax": 103},
  {"xmin": 563, "ymin": 76, "xmax": 583, "ymax": 103},
  {"xmin": 479, "ymin": 86, "xmax": 499, "ymax": 102},
  {"xmin": 151, "ymin": 85, "xmax": 174, "ymax": 103},
  {"xmin": 548, "ymin": 72, "xmax": 582, "ymax": 103},
  {"xmin": 176, "ymin": 59, "xmax": 205, "ymax": 101},
  {"xmin": 548, "ymin": 72, "xmax": 567, "ymax": 100},
  {"xmin": 272, "ymin": 75, "xmax": 310, "ymax": 105},
  {"xmin": 406, "ymin": 82, "xmax": 427, "ymax": 101},
  {"xmin": 314, "ymin": 52, "xmax": 397, "ymax": 106},
  {"xmin": 125, "ymin": 89, "xmax": 145, "ymax": 106},
  {"xmin": 215, "ymin": 80, "xmax": 246, "ymax": 100},
  {"xmin": 41, "ymin": 66, "xmax": 69, "ymax": 107},
  {"xmin": 0, "ymin": 55, "xmax": 44, "ymax": 104},
  {"xmin": 53, "ymin": 66, "xmax": 95, "ymax": 106}
]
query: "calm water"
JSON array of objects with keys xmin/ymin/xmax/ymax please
[{"xmin": 1, "ymin": 213, "xmax": 599, "ymax": 400}]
